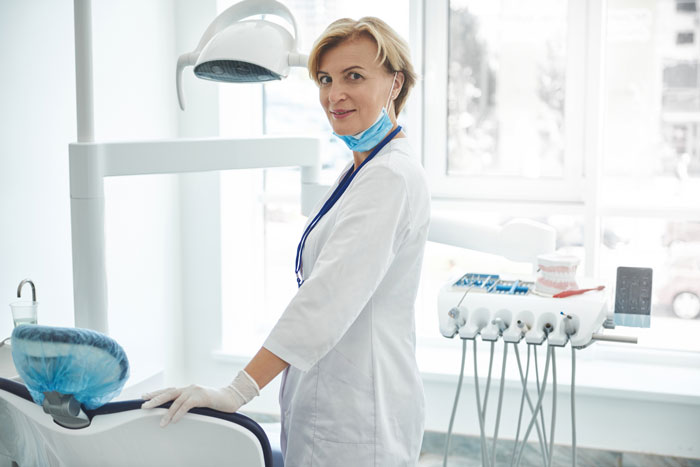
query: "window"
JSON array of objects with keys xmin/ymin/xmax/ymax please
[
  {"xmin": 423, "ymin": 0, "xmax": 700, "ymax": 355},
  {"xmin": 676, "ymin": 30, "xmax": 695, "ymax": 44},
  {"xmin": 662, "ymin": 61, "xmax": 699, "ymax": 110},
  {"xmin": 446, "ymin": 1, "xmax": 568, "ymax": 179},
  {"xmin": 675, "ymin": 0, "xmax": 697, "ymax": 13},
  {"xmin": 424, "ymin": 0, "xmax": 587, "ymax": 203},
  {"xmin": 600, "ymin": 0, "xmax": 700, "ymax": 352}
]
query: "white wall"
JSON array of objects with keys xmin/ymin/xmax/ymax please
[
  {"xmin": 0, "ymin": 1, "xmax": 76, "ymax": 334},
  {"xmin": 0, "ymin": 0, "xmax": 182, "ymax": 388},
  {"xmin": 92, "ymin": 0, "xmax": 183, "ymax": 389},
  {"xmin": 173, "ymin": 0, "xmax": 220, "ymax": 388}
]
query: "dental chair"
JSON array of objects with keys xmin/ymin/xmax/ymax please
[{"xmin": 0, "ymin": 325, "xmax": 282, "ymax": 467}]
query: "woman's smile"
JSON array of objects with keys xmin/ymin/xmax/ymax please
[{"xmin": 330, "ymin": 109, "xmax": 356, "ymax": 119}]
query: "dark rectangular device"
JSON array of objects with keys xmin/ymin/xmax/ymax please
[{"xmin": 614, "ymin": 266, "xmax": 653, "ymax": 328}]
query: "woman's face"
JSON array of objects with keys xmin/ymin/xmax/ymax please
[{"xmin": 316, "ymin": 35, "xmax": 401, "ymax": 136}]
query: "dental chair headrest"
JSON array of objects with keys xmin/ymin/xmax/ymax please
[{"xmin": 11, "ymin": 325, "xmax": 129, "ymax": 410}]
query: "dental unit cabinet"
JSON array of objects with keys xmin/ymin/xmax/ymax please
[
  {"xmin": 436, "ymin": 265, "xmax": 648, "ymax": 465},
  {"xmin": 438, "ymin": 275, "xmax": 608, "ymax": 349}
]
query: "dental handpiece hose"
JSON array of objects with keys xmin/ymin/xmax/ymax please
[
  {"xmin": 561, "ymin": 313, "xmax": 578, "ymax": 467},
  {"xmin": 473, "ymin": 340, "xmax": 490, "ymax": 467},
  {"xmin": 515, "ymin": 345, "xmax": 552, "ymax": 467},
  {"xmin": 510, "ymin": 345, "xmax": 529, "ymax": 466},
  {"xmin": 442, "ymin": 287, "xmax": 475, "ymax": 467},
  {"xmin": 490, "ymin": 341, "xmax": 508, "ymax": 466},
  {"xmin": 511, "ymin": 324, "xmax": 548, "ymax": 466},
  {"xmin": 533, "ymin": 346, "xmax": 549, "ymax": 458},
  {"xmin": 547, "ymin": 348, "xmax": 557, "ymax": 467},
  {"xmin": 512, "ymin": 345, "xmax": 548, "ymax": 466},
  {"xmin": 483, "ymin": 341, "xmax": 495, "ymax": 419},
  {"xmin": 442, "ymin": 338, "xmax": 467, "ymax": 467},
  {"xmin": 571, "ymin": 347, "xmax": 577, "ymax": 467}
]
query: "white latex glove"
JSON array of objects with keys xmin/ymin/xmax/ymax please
[{"xmin": 141, "ymin": 370, "xmax": 260, "ymax": 427}]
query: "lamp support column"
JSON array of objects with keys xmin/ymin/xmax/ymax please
[{"xmin": 72, "ymin": 0, "xmax": 109, "ymax": 332}]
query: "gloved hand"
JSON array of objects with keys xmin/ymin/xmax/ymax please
[{"xmin": 141, "ymin": 370, "xmax": 260, "ymax": 427}]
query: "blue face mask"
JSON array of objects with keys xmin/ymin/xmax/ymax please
[{"xmin": 333, "ymin": 72, "xmax": 398, "ymax": 152}]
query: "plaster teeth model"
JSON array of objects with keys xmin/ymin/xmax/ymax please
[{"xmin": 535, "ymin": 253, "xmax": 580, "ymax": 295}]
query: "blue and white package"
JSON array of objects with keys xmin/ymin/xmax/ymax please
[{"xmin": 10, "ymin": 325, "xmax": 129, "ymax": 410}]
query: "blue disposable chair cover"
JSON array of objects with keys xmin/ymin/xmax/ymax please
[{"xmin": 10, "ymin": 325, "xmax": 129, "ymax": 410}]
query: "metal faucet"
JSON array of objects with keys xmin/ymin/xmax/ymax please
[{"xmin": 17, "ymin": 279, "xmax": 37, "ymax": 302}]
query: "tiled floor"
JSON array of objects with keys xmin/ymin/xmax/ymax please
[{"xmin": 419, "ymin": 430, "xmax": 700, "ymax": 467}]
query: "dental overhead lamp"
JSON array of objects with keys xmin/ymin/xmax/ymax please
[{"xmin": 176, "ymin": 0, "xmax": 309, "ymax": 110}]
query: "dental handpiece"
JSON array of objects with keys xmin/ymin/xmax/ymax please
[
  {"xmin": 492, "ymin": 317, "xmax": 507, "ymax": 333},
  {"xmin": 561, "ymin": 313, "xmax": 577, "ymax": 335},
  {"xmin": 448, "ymin": 307, "xmax": 466, "ymax": 327},
  {"xmin": 516, "ymin": 320, "xmax": 530, "ymax": 333}
]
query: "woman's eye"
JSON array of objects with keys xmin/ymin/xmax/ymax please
[
  {"xmin": 349, "ymin": 72, "xmax": 363, "ymax": 80},
  {"xmin": 319, "ymin": 75, "xmax": 331, "ymax": 85}
]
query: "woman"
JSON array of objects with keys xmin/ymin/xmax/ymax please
[{"xmin": 142, "ymin": 17, "xmax": 430, "ymax": 466}]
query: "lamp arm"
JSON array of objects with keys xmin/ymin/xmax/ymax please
[
  {"xmin": 288, "ymin": 53, "xmax": 309, "ymax": 68},
  {"xmin": 428, "ymin": 215, "xmax": 556, "ymax": 267}
]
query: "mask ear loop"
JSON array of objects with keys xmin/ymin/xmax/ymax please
[{"xmin": 385, "ymin": 72, "xmax": 398, "ymax": 111}]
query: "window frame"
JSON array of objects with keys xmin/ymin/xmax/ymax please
[
  {"xmin": 420, "ymin": 0, "xmax": 700, "ymax": 359},
  {"xmin": 422, "ymin": 0, "xmax": 606, "ymax": 277},
  {"xmin": 422, "ymin": 0, "xmax": 589, "ymax": 203}
]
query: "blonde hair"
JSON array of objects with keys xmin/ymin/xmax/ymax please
[{"xmin": 308, "ymin": 17, "xmax": 417, "ymax": 116}]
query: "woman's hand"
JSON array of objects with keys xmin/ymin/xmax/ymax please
[
  {"xmin": 141, "ymin": 370, "xmax": 260, "ymax": 427},
  {"xmin": 141, "ymin": 385, "xmax": 242, "ymax": 427}
]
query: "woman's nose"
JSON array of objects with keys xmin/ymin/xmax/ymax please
[{"xmin": 327, "ymin": 83, "xmax": 347, "ymax": 104}]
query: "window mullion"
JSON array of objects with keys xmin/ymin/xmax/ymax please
[
  {"xmin": 408, "ymin": 0, "xmax": 425, "ymax": 165},
  {"xmin": 565, "ymin": 0, "xmax": 588, "ymax": 187},
  {"xmin": 422, "ymin": 0, "xmax": 448, "ymax": 181},
  {"xmin": 582, "ymin": 0, "xmax": 608, "ymax": 278}
]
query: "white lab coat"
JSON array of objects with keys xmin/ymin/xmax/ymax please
[{"xmin": 263, "ymin": 138, "xmax": 430, "ymax": 467}]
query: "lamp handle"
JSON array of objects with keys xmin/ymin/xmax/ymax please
[
  {"xmin": 288, "ymin": 52, "xmax": 309, "ymax": 68},
  {"xmin": 176, "ymin": 52, "xmax": 197, "ymax": 110},
  {"xmin": 196, "ymin": 0, "xmax": 299, "ymax": 54}
]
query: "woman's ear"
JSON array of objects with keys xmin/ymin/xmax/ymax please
[{"xmin": 393, "ymin": 71, "xmax": 405, "ymax": 99}]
